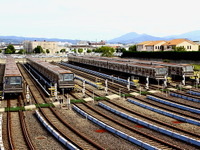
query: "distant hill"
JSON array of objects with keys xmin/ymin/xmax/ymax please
[
  {"xmin": 108, "ymin": 30, "xmax": 200, "ymax": 44},
  {"xmin": 0, "ymin": 36, "xmax": 80, "ymax": 44},
  {"xmin": 1, "ymin": 30, "xmax": 200, "ymax": 44},
  {"xmin": 164, "ymin": 30, "xmax": 200, "ymax": 41},
  {"xmin": 108, "ymin": 32, "xmax": 162, "ymax": 44}
]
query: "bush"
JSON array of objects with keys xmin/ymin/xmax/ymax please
[
  {"xmin": 163, "ymin": 59, "xmax": 170, "ymax": 63},
  {"xmin": 193, "ymin": 64, "xmax": 200, "ymax": 71}
]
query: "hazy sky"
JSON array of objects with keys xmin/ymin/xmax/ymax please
[{"xmin": 0, "ymin": 0, "xmax": 199, "ymax": 41}]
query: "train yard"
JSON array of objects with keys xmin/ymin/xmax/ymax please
[{"xmin": 0, "ymin": 55, "xmax": 200, "ymax": 150}]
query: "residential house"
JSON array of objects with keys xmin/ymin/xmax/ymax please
[
  {"xmin": 136, "ymin": 41, "xmax": 153, "ymax": 51},
  {"xmin": 162, "ymin": 39, "xmax": 199, "ymax": 51},
  {"xmin": 145, "ymin": 41, "xmax": 166, "ymax": 51},
  {"xmin": 137, "ymin": 39, "xmax": 199, "ymax": 51}
]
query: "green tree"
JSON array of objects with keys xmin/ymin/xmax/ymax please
[
  {"xmin": 5, "ymin": 48, "xmax": 12, "ymax": 54},
  {"xmin": 128, "ymin": 45, "xmax": 137, "ymax": 52},
  {"xmin": 116, "ymin": 47, "xmax": 126, "ymax": 53},
  {"xmin": 174, "ymin": 46, "xmax": 186, "ymax": 52},
  {"xmin": 6, "ymin": 44, "xmax": 15, "ymax": 54},
  {"xmin": 17, "ymin": 49, "xmax": 26, "ymax": 54},
  {"xmin": 78, "ymin": 48, "xmax": 83, "ymax": 54},
  {"xmin": 0, "ymin": 49, "xmax": 2, "ymax": 53},
  {"xmin": 199, "ymin": 45, "xmax": 200, "ymax": 51},
  {"xmin": 60, "ymin": 49, "xmax": 66, "ymax": 53},
  {"xmin": 33, "ymin": 46, "xmax": 43, "ymax": 53},
  {"xmin": 87, "ymin": 49, "xmax": 92, "ymax": 53},
  {"xmin": 71, "ymin": 49, "xmax": 77, "ymax": 53},
  {"xmin": 98, "ymin": 46, "xmax": 115, "ymax": 57},
  {"xmin": 46, "ymin": 49, "xmax": 50, "ymax": 54}
]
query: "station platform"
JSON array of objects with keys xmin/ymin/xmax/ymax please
[
  {"xmin": 130, "ymin": 92, "xmax": 140, "ymax": 97},
  {"xmin": 83, "ymin": 97, "xmax": 94, "ymax": 102},
  {"xmin": 148, "ymin": 90, "xmax": 161, "ymax": 94},
  {"xmin": 167, "ymin": 88, "xmax": 177, "ymax": 91},
  {"xmin": 106, "ymin": 94, "xmax": 121, "ymax": 100}
]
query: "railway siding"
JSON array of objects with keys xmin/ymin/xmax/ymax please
[
  {"xmin": 35, "ymin": 110, "xmax": 79, "ymax": 150},
  {"xmin": 147, "ymin": 95, "xmax": 200, "ymax": 114},
  {"xmin": 127, "ymin": 98, "xmax": 200, "ymax": 126},
  {"xmin": 73, "ymin": 105, "xmax": 158, "ymax": 150},
  {"xmin": 98, "ymin": 102, "xmax": 200, "ymax": 147},
  {"xmin": 170, "ymin": 92, "xmax": 200, "ymax": 103}
]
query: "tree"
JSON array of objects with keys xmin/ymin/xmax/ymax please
[
  {"xmin": 116, "ymin": 47, "xmax": 126, "ymax": 53},
  {"xmin": 46, "ymin": 49, "xmax": 50, "ymax": 54},
  {"xmin": 71, "ymin": 49, "xmax": 77, "ymax": 53},
  {"xmin": 78, "ymin": 48, "xmax": 83, "ymax": 54},
  {"xmin": 0, "ymin": 49, "xmax": 2, "ymax": 53},
  {"xmin": 5, "ymin": 44, "xmax": 15, "ymax": 54},
  {"xmin": 17, "ymin": 49, "xmax": 26, "ymax": 54},
  {"xmin": 87, "ymin": 49, "xmax": 92, "ymax": 53},
  {"xmin": 60, "ymin": 49, "xmax": 66, "ymax": 53},
  {"xmin": 199, "ymin": 45, "xmax": 200, "ymax": 51},
  {"xmin": 174, "ymin": 46, "xmax": 186, "ymax": 52},
  {"xmin": 33, "ymin": 46, "xmax": 43, "ymax": 53},
  {"xmin": 5, "ymin": 48, "xmax": 12, "ymax": 54},
  {"xmin": 128, "ymin": 45, "xmax": 137, "ymax": 52},
  {"xmin": 98, "ymin": 46, "xmax": 115, "ymax": 57}
]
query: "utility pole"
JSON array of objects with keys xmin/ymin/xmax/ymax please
[
  {"xmin": 127, "ymin": 77, "xmax": 130, "ymax": 91},
  {"xmin": 82, "ymin": 79, "xmax": 86, "ymax": 98},
  {"xmin": 105, "ymin": 79, "xmax": 108, "ymax": 96}
]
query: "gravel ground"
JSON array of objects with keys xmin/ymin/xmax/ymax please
[
  {"xmin": 115, "ymin": 97, "xmax": 200, "ymax": 135},
  {"xmin": 57, "ymin": 107, "xmax": 144, "ymax": 150},
  {"xmin": 24, "ymin": 111, "xmax": 66, "ymax": 150}
]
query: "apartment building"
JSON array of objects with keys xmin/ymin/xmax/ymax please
[{"xmin": 23, "ymin": 40, "xmax": 58, "ymax": 54}]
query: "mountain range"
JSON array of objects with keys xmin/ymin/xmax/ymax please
[
  {"xmin": 0, "ymin": 36, "xmax": 79, "ymax": 44},
  {"xmin": 108, "ymin": 30, "xmax": 200, "ymax": 44},
  {"xmin": 0, "ymin": 30, "xmax": 200, "ymax": 44}
]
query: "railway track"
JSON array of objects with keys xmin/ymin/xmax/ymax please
[
  {"xmin": 63, "ymin": 63, "xmax": 200, "ymax": 120},
  {"xmin": 151, "ymin": 92, "xmax": 200, "ymax": 110},
  {"xmin": 75, "ymin": 102, "xmax": 182, "ymax": 149},
  {"xmin": 102, "ymin": 100, "xmax": 200, "ymax": 140},
  {"xmin": 7, "ymin": 96, "xmax": 35, "ymax": 150},
  {"xmin": 132, "ymin": 95, "xmax": 200, "ymax": 121},
  {"xmin": 55, "ymin": 62, "xmax": 138, "ymax": 94},
  {"xmin": 19, "ymin": 63, "xmax": 105, "ymax": 149},
  {"xmin": 20, "ymin": 61, "xmax": 200, "ymax": 149},
  {"xmin": 70, "ymin": 83, "xmax": 200, "ymax": 149}
]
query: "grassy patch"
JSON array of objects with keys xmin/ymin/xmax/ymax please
[
  {"xmin": 35, "ymin": 103, "xmax": 54, "ymax": 108},
  {"xmin": 5, "ymin": 107, "xmax": 25, "ymax": 112},
  {"xmin": 94, "ymin": 97, "xmax": 109, "ymax": 101},
  {"xmin": 70, "ymin": 99, "xmax": 85, "ymax": 103},
  {"xmin": 193, "ymin": 64, "xmax": 200, "ymax": 71},
  {"xmin": 121, "ymin": 93, "xmax": 133, "ymax": 97},
  {"xmin": 140, "ymin": 91, "xmax": 151, "ymax": 95},
  {"xmin": 160, "ymin": 89, "xmax": 170, "ymax": 92}
]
